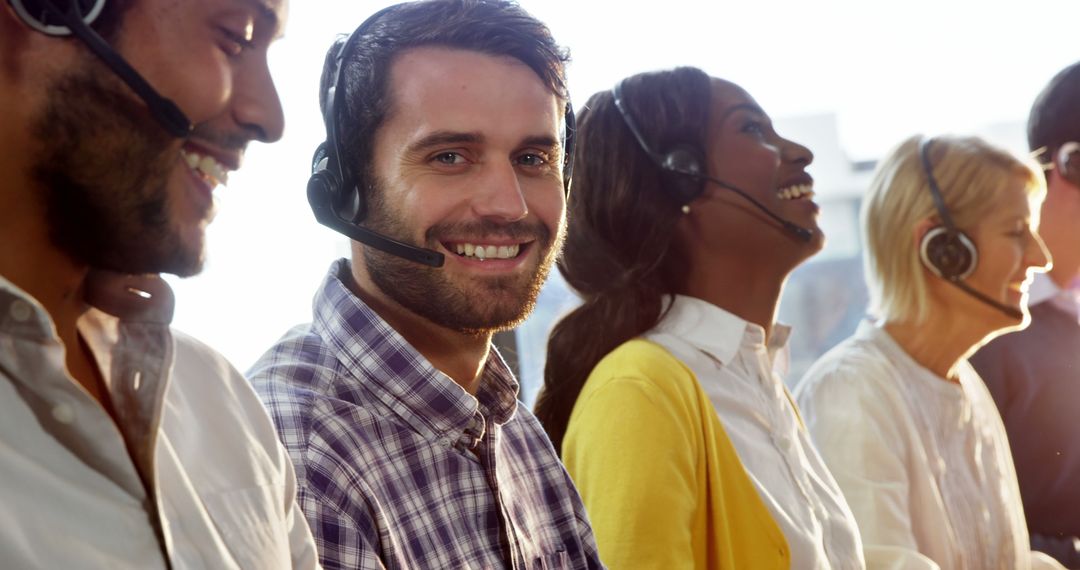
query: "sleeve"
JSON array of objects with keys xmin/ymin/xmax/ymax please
[
  {"xmin": 561, "ymin": 374, "xmax": 698, "ymax": 570},
  {"xmin": 795, "ymin": 362, "xmax": 940, "ymax": 570}
]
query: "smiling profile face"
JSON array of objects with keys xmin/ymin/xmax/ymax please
[
  {"xmin": 943, "ymin": 177, "xmax": 1051, "ymax": 334},
  {"xmin": 695, "ymin": 78, "xmax": 823, "ymax": 263},
  {"xmin": 359, "ymin": 46, "xmax": 567, "ymax": 334},
  {"xmin": 31, "ymin": 0, "xmax": 287, "ymax": 277}
]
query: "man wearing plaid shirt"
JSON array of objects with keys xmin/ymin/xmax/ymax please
[{"xmin": 249, "ymin": 1, "xmax": 603, "ymax": 568}]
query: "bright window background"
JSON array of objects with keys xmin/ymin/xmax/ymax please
[{"xmin": 166, "ymin": 0, "xmax": 1080, "ymax": 396}]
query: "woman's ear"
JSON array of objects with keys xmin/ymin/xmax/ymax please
[{"xmin": 913, "ymin": 216, "xmax": 938, "ymax": 251}]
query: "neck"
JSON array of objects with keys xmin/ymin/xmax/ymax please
[
  {"xmin": 348, "ymin": 258, "xmax": 490, "ymax": 395},
  {"xmin": 0, "ymin": 167, "xmax": 104, "ymax": 400},
  {"xmin": 882, "ymin": 316, "xmax": 980, "ymax": 382},
  {"xmin": 682, "ymin": 250, "xmax": 791, "ymax": 341}
]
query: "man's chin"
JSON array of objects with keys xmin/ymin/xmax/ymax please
[
  {"xmin": 95, "ymin": 240, "xmax": 206, "ymax": 278},
  {"xmin": 413, "ymin": 279, "xmax": 541, "ymax": 335}
]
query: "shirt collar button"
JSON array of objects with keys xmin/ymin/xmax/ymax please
[{"xmin": 9, "ymin": 300, "xmax": 33, "ymax": 322}]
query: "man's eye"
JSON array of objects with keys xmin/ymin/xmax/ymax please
[
  {"xmin": 516, "ymin": 153, "xmax": 548, "ymax": 167},
  {"xmin": 434, "ymin": 152, "xmax": 465, "ymax": 165},
  {"xmin": 218, "ymin": 28, "xmax": 253, "ymax": 57}
]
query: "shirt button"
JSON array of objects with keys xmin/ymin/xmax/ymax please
[
  {"xmin": 52, "ymin": 403, "xmax": 75, "ymax": 424},
  {"xmin": 9, "ymin": 300, "xmax": 32, "ymax": 322}
]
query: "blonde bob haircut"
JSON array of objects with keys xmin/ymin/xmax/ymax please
[{"xmin": 862, "ymin": 134, "xmax": 1045, "ymax": 324}]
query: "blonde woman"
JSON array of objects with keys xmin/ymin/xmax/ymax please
[{"xmin": 795, "ymin": 135, "xmax": 1063, "ymax": 569}]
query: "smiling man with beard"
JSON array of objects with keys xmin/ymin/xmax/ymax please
[
  {"xmin": 0, "ymin": 0, "xmax": 318, "ymax": 567},
  {"xmin": 247, "ymin": 1, "xmax": 602, "ymax": 568}
]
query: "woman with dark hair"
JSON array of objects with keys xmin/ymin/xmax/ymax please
[{"xmin": 534, "ymin": 67, "xmax": 864, "ymax": 569}]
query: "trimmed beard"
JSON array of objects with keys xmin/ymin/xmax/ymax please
[
  {"xmin": 362, "ymin": 181, "xmax": 563, "ymax": 336},
  {"xmin": 32, "ymin": 61, "xmax": 204, "ymax": 277}
]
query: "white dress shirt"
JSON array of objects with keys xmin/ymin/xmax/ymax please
[
  {"xmin": 794, "ymin": 321, "xmax": 1064, "ymax": 570},
  {"xmin": 0, "ymin": 272, "xmax": 320, "ymax": 569},
  {"xmin": 646, "ymin": 295, "xmax": 865, "ymax": 570}
]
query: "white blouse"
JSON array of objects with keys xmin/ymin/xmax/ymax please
[
  {"xmin": 648, "ymin": 295, "xmax": 865, "ymax": 569},
  {"xmin": 794, "ymin": 321, "xmax": 1064, "ymax": 570}
]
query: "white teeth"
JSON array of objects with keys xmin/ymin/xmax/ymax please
[
  {"xmin": 180, "ymin": 150, "xmax": 231, "ymax": 187},
  {"xmin": 778, "ymin": 184, "xmax": 815, "ymax": 200},
  {"xmin": 452, "ymin": 243, "xmax": 522, "ymax": 260}
]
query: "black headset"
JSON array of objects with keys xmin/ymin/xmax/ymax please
[
  {"xmin": 8, "ymin": 0, "xmax": 192, "ymax": 137},
  {"xmin": 610, "ymin": 79, "xmax": 706, "ymax": 207},
  {"xmin": 610, "ymin": 77, "xmax": 813, "ymax": 242},
  {"xmin": 917, "ymin": 137, "xmax": 1023, "ymax": 320},
  {"xmin": 307, "ymin": 4, "xmax": 576, "ymax": 268},
  {"xmin": 9, "ymin": 0, "xmax": 101, "ymax": 33},
  {"xmin": 917, "ymin": 138, "xmax": 979, "ymax": 281}
]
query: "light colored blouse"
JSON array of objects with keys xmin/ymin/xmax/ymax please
[
  {"xmin": 650, "ymin": 296, "xmax": 864, "ymax": 569},
  {"xmin": 794, "ymin": 321, "xmax": 1064, "ymax": 570}
]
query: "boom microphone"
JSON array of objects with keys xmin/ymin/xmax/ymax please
[
  {"xmin": 689, "ymin": 173, "xmax": 814, "ymax": 242},
  {"xmin": 31, "ymin": 0, "xmax": 192, "ymax": 138},
  {"xmin": 308, "ymin": 145, "xmax": 446, "ymax": 268},
  {"xmin": 948, "ymin": 278, "xmax": 1025, "ymax": 321},
  {"xmin": 609, "ymin": 80, "xmax": 813, "ymax": 243}
]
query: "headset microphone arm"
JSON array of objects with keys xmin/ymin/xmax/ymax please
[
  {"xmin": 948, "ymin": 279, "xmax": 1024, "ymax": 320},
  {"xmin": 307, "ymin": 183, "xmax": 445, "ymax": 268},
  {"xmin": 695, "ymin": 174, "xmax": 814, "ymax": 243},
  {"xmin": 44, "ymin": 0, "xmax": 192, "ymax": 138}
]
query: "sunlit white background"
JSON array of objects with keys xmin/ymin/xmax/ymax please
[{"xmin": 167, "ymin": 0, "xmax": 1080, "ymax": 373}]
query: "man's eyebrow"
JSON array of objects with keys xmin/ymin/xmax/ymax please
[
  {"xmin": 520, "ymin": 135, "xmax": 562, "ymax": 153},
  {"xmin": 719, "ymin": 103, "xmax": 767, "ymax": 124},
  {"xmin": 405, "ymin": 131, "xmax": 485, "ymax": 155},
  {"xmin": 242, "ymin": 0, "xmax": 283, "ymax": 39}
]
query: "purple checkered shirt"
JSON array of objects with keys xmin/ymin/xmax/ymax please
[{"xmin": 249, "ymin": 259, "xmax": 603, "ymax": 570}]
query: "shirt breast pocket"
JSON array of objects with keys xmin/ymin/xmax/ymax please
[
  {"xmin": 202, "ymin": 483, "xmax": 290, "ymax": 570},
  {"xmin": 531, "ymin": 548, "xmax": 570, "ymax": 570}
]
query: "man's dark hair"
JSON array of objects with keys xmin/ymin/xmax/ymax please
[
  {"xmin": 318, "ymin": 0, "xmax": 570, "ymax": 193},
  {"xmin": 1028, "ymin": 61, "xmax": 1080, "ymax": 164}
]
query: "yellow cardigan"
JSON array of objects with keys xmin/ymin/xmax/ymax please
[{"xmin": 562, "ymin": 339, "xmax": 789, "ymax": 569}]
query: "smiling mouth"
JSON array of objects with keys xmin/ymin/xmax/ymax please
[
  {"xmin": 777, "ymin": 183, "xmax": 815, "ymax": 201},
  {"xmin": 181, "ymin": 148, "xmax": 231, "ymax": 188},
  {"xmin": 447, "ymin": 242, "xmax": 526, "ymax": 261}
]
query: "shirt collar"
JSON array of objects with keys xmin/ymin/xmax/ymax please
[
  {"xmin": 0, "ymin": 270, "xmax": 176, "ymax": 483},
  {"xmin": 654, "ymin": 294, "xmax": 792, "ymax": 371},
  {"xmin": 312, "ymin": 259, "xmax": 520, "ymax": 441},
  {"xmin": 0, "ymin": 270, "xmax": 175, "ymax": 339}
]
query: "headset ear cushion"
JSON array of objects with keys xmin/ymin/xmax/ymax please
[
  {"xmin": 920, "ymin": 226, "xmax": 978, "ymax": 280},
  {"xmin": 662, "ymin": 145, "xmax": 706, "ymax": 205},
  {"xmin": 10, "ymin": 0, "xmax": 107, "ymax": 36},
  {"xmin": 307, "ymin": 142, "xmax": 366, "ymax": 224},
  {"xmin": 1057, "ymin": 141, "xmax": 1080, "ymax": 187}
]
